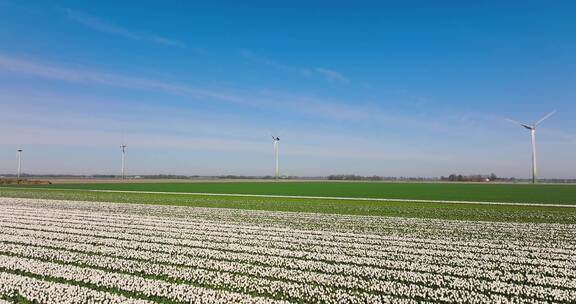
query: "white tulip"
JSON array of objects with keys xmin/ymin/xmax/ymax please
[{"xmin": 0, "ymin": 197, "xmax": 574, "ymax": 303}]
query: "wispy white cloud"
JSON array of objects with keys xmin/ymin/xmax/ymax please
[
  {"xmin": 241, "ymin": 50, "xmax": 349, "ymax": 84},
  {"xmin": 240, "ymin": 50, "xmax": 312, "ymax": 77},
  {"xmin": 0, "ymin": 54, "xmax": 475, "ymax": 131},
  {"xmin": 0, "ymin": 54, "xmax": 244, "ymax": 103},
  {"xmin": 63, "ymin": 8, "xmax": 187, "ymax": 48},
  {"xmin": 0, "ymin": 54, "xmax": 370, "ymax": 122},
  {"xmin": 314, "ymin": 67, "xmax": 350, "ymax": 84}
]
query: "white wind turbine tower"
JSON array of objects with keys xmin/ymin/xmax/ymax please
[
  {"xmin": 507, "ymin": 110, "xmax": 556, "ymax": 184},
  {"xmin": 16, "ymin": 149, "xmax": 23, "ymax": 179},
  {"xmin": 272, "ymin": 135, "xmax": 280, "ymax": 179},
  {"xmin": 120, "ymin": 143, "xmax": 127, "ymax": 180}
]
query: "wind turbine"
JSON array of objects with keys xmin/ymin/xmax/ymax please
[
  {"xmin": 120, "ymin": 143, "xmax": 127, "ymax": 180},
  {"xmin": 16, "ymin": 149, "xmax": 23, "ymax": 179},
  {"xmin": 271, "ymin": 135, "xmax": 280, "ymax": 179},
  {"xmin": 507, "ymin": 110, "xmax": 556, "ymax": 184}
]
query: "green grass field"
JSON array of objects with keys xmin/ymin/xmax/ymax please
[{"xmin": 10, "ymin": 181, "xmax": 576, "ymax": 204}]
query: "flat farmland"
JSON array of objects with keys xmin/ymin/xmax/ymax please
[
  {"xmin": 11, "ymin": 181, "xmax": 576, "ymax": 205},
  {"xmin": 0, "ymin": 183, "xmax": 575, "ymax": 303}
]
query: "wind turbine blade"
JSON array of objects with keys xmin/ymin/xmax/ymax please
[
  {"xmin": 535, "ymin": 110, "xmax": 556, "ymax": 126},
  {"xmin": 505, "ymin": 118, "xmax": 522, "ymax": 125},
  {"xmin": 506, "ymin": 118, "xmax": 533, "ymax": 130}
]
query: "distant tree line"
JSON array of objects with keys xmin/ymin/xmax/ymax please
[
  {"xmin": 326, "ymin": 175, "xmax": 431, "ymax": 181},
  {"xmin": 2, "ymin": 173, "xmax": 576, "ymax": 183},
  {"xmin": 327, "ymin": 174, "xmax": 385, "ymax": 181},
  {"xmin": 440, "ymin": 173, "xmax": 498, "ymax": 182},
  {"xmin": 140, "ymin": 174, "xmax": 198, "ymax": 179}
]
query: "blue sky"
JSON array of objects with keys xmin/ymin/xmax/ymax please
[{"xmin": 0, "ymin": 0, "xmax": 575, "ymax": 178}]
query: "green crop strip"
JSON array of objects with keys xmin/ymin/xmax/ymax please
[
  {"xmin": 1, "ymin": 188, "xmax": 575, "ymax": 224},
  {"xmin": 13, "ymin": 181, "xmax": 576, "ymax": 205}
]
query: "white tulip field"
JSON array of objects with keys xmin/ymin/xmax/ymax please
[{"xmin": 0, "ymin": 197, "xmax": 574, "ymax": 303}]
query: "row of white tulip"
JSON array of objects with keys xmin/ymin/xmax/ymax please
[
  {"xmin": 2, "ymin": 218, "xmax": 573, "ymax": 279},
  {"xmin": 0, "ymin": 254, "xmax": 289, "ymax": 304},
  {"xmin": 0, "ymin": 198, "xmax": 574, "ymax": 303},
  {"xmin": 0, "ymin": 271, "xmax": 153, "ymax": 303},
  {"xmin": 0, "ymin": 240, "xmax": 573, "ymax": 303},
  {"xmin": 2, "ymin": 212, "xmax": 575, "ymax": 282},
  {"xmin": 4, "ymin": 210, "xmax": 573, "ymax": 282},
  {"xmin": 4, "ymin": 201, "xmax": 574, "ymax": 247},
  {"xmin": 1, "ymin": 222, "xmax": 575, "ymax": 303},
  {"xmin": 0, "ymin": 253, "xmax": 543, "ymax": 304},
  {"xmin": 0, "ymin": 242, "xmax": 438, "ymax": 303},
  {"xmin": 3, "ymin": 208, "xmax": 573, "ymax": 263},
  {"xmin": 2, "ymin": 198, "xmax": 574, "ymax": 249},
  {"xmin": 2, "ymin": 229, "xmax": 574, "ymax": 298}
]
